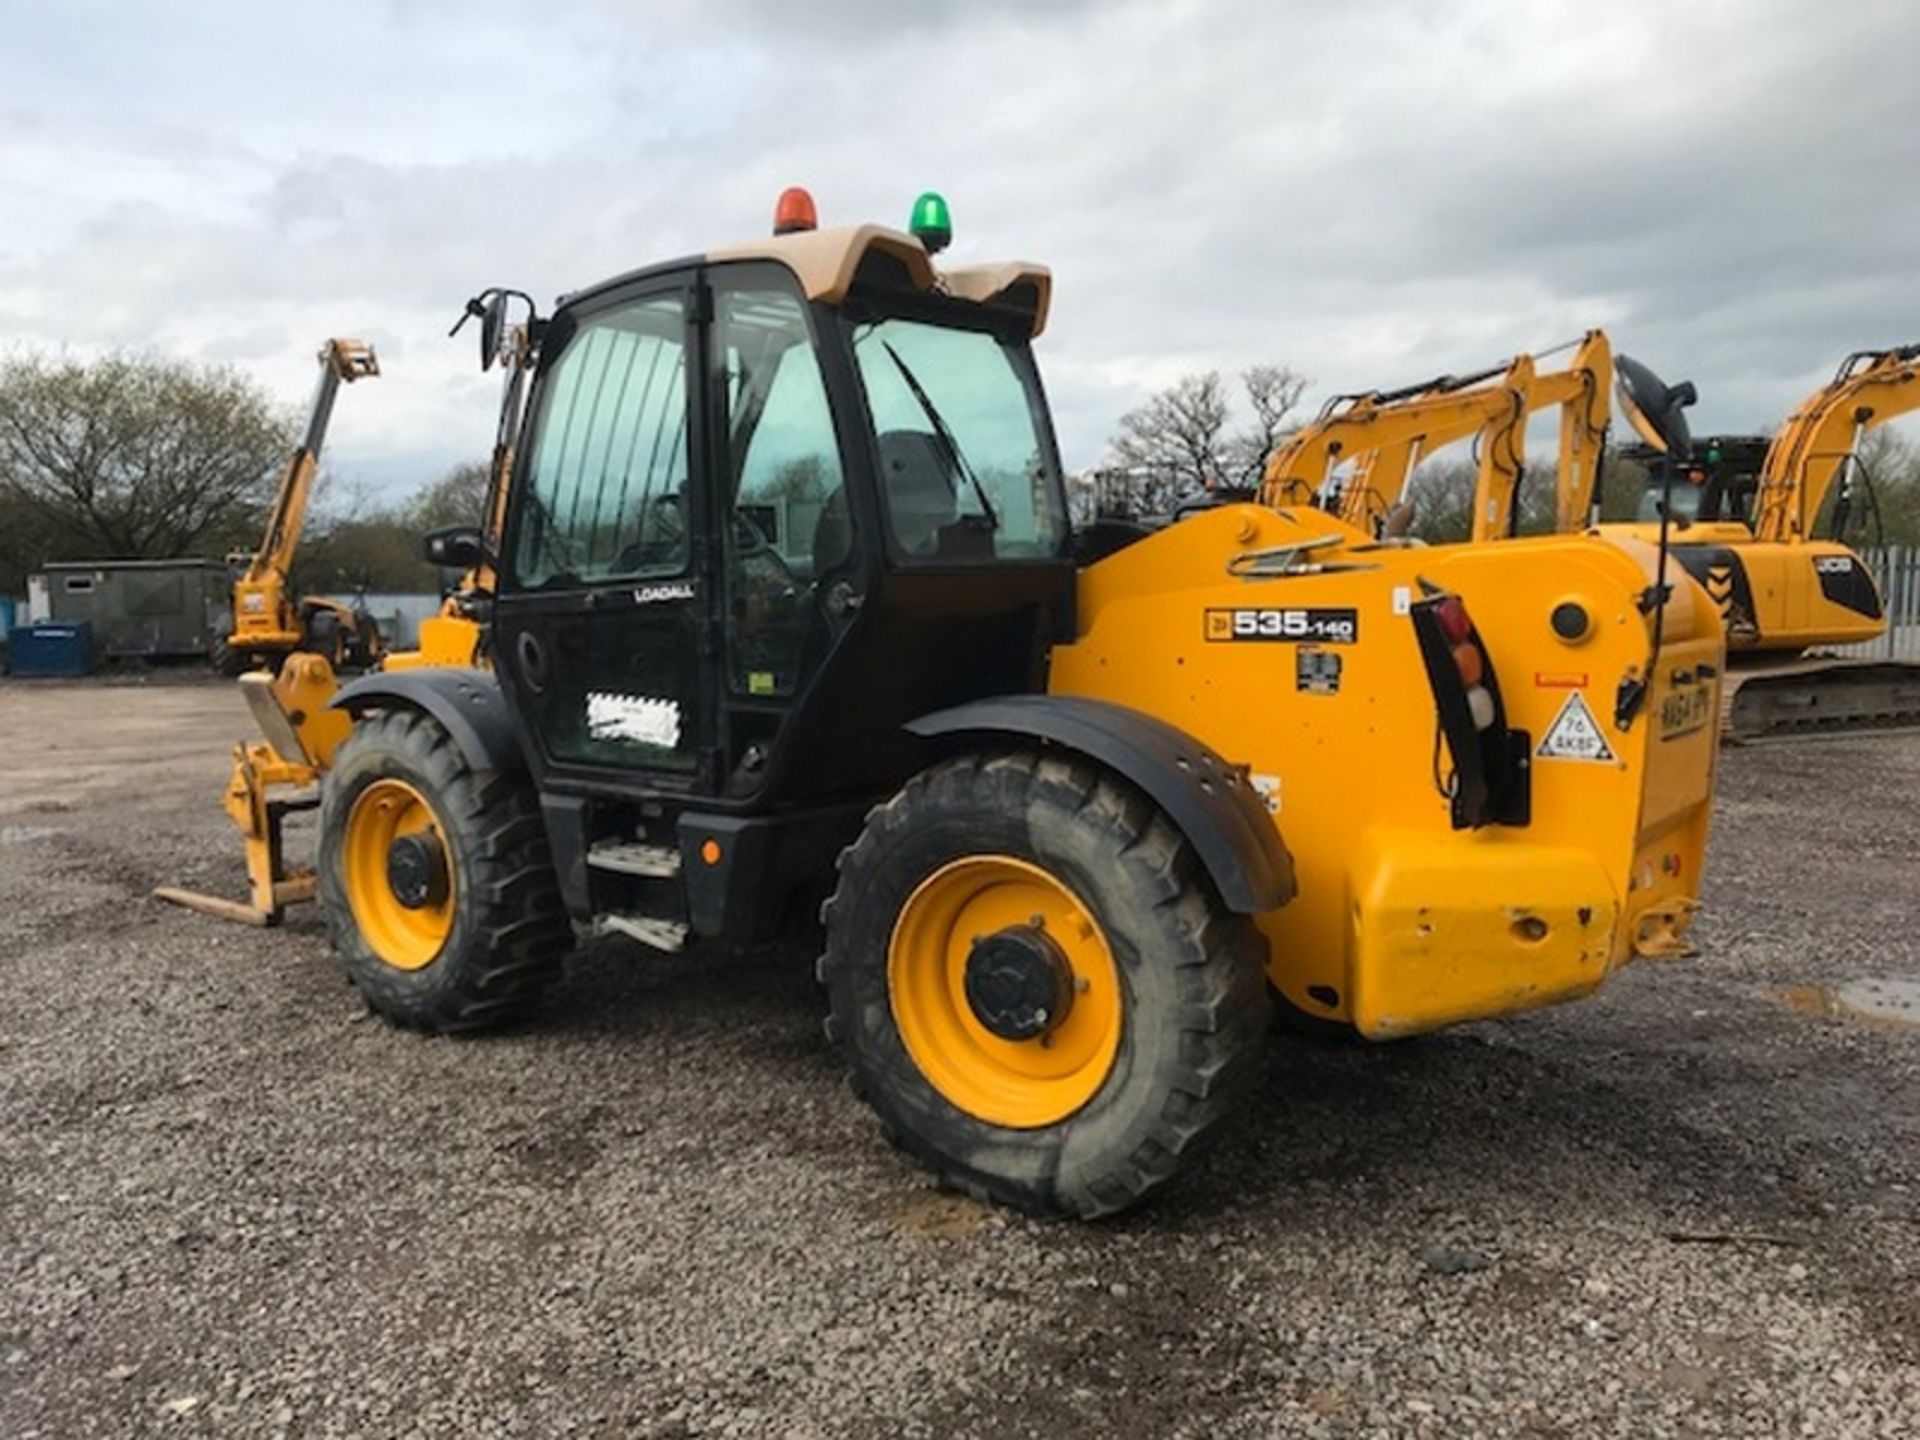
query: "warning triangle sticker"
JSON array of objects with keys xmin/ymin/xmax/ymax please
[{"xmin": 1536, "ymin": 690, "xmax": 1616, "ymax": 763}]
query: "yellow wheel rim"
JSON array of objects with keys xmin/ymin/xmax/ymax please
[
  {"xmin": 888, "ymin": 855, "xmax": 1122, "ymax": 1129},
  {"xmin": 343, "ymin": 777, "xmax": 456, "ymax": 971}
]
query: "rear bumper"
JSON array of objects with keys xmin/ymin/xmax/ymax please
[{"xmin": 1345, "ymin": 826, "xmax": 1630, "ymax": 1039}]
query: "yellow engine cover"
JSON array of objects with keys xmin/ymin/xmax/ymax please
[{"xmin": 1049, "ymin": 505, "xmax": 1720, "ymax": 1038}]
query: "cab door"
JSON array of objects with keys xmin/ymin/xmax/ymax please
[{"xmin": 493, "ymin": 278, "xmax": 716, "ymax": 792}]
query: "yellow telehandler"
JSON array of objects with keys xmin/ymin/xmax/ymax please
[
  {"xmin": 219, "ymin": 339, "xmax": 385, "ymax": 675},
  {"xmin": 167, "ymin": 193, "xmax": 1723, "ymax": 1216}
]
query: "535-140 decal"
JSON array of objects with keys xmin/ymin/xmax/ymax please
[{"xmin": 1205, "ymin": 607, "xmax": 1359, "ymax": 644}]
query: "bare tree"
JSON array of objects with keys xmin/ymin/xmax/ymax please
[
  {"xmin": 0, "ymin": 352, "xmax": 290, "ymax": 559},
  {"xmin": 1223, "ymin": 364, "xmax": 1309, "ymax": 488},
  {"xmin": 1106, "ymin": 364, "xmax": 1308, "ymax": 513},
  {"xmin": 1110, "ymin": 372, "xmax": 1230, "ymax": 499}
]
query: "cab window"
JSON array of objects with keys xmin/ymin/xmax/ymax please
[
  {"xmin": 514, "ymin": 294, "xmax": 690, "ymax": 588},
  {"xmin": 717, "ymin": 278, "xmax": 850, "ymax": 698},
  {"xmin": 849, "ymin": 316, "xmax": 1068, "ymax": 562}
]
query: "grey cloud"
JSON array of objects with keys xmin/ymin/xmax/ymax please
[{"xmin": 2, "ymin": 0, "xmax": 1916, "ymax": 489}]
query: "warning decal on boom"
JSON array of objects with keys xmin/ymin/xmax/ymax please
[{"xmin": 1535, "ymin": 690, "xmax": 1615, "ymax": 763}]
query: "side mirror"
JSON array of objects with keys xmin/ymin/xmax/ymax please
[
  {"xmin": 421, "ymin": 525, "xmax": 489, "ymax": 571},
  {"xmin": 449, "ymin": 289, "xmax": 525, "ymax": 372},
  {"xmin": 478, "ymin": 292, "xmax": 508, "ymax": 372},
  {"xmin": 1615, "ymin": 354, "xmax": 1698, "ymax": 460}
]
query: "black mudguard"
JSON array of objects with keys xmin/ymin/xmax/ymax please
[
  {"xmin": 906, "ymin": 695, "xmax": 1294, "ymax": 915},
  {"xmin": 331, "ymin": 669, "xmax": 526, "ymax": 775}
]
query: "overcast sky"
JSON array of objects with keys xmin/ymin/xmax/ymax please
[{"xmin": 4, "ymin": 0, "xmax": 1917, "ymax": 501}]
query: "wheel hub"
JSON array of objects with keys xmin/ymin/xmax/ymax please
[
  {"xmin": 964, "ymin": 925, "xmax": 1074, "ymax": 1041},
  {"xmin": 386, "ymin": 831, "xmax": 449, "ymax": 910}
]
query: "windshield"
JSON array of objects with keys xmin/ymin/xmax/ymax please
[{"xmin": 849, "ymin": 315, "xmax": 1069, "ymax": 561}]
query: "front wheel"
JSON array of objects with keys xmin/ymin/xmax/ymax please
[
  {"xmin": 819, "ymin": 751, "xmax": 1269, "ymax": 1218},
  {"xmin": 319, "ymin": 709, "xmax": 571, "ymax": 1031}
]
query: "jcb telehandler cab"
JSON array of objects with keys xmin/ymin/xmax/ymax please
[{"xmin": 301, "ymin": 194, "xmax": 1720, "ymax": 1217}]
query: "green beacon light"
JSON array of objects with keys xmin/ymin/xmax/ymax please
[{"xmin": 909, "ymin": 191, "xmax": 952, "ymax": 254}]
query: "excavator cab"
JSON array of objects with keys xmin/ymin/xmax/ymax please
[{"xmin": 1599, "ymin": 345, "xmax": 1920, "ymax": 735}]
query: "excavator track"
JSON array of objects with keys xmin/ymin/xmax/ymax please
[{"xmin": 1722, "ymin": 657, "xmax": 1920, "ymax": 740}]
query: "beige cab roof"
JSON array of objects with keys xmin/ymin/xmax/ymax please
[{"xmin": 708, "ymin": 224, "xmax": 1052, "ymax": 337}]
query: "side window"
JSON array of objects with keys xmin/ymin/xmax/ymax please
[
  {"xmin": 515, "ymin": 295, "xmax": 689, "ymax": 588},
  {"xmin": 718, "ymin": 282, "xmax": 848, "ymax": 698}
]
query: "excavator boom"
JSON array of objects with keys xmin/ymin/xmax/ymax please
[
  {"xmin": 1754, "ymin": 343, "xmax": 1920, "ymax": 544},
  {"xmin": 1260, "ymin": 331, "xmax": 1610, "ymax": 546}
]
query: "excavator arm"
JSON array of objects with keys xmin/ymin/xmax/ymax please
[
  {"xmin": 1341, "ymin": 360, "xmax": 1531, "ymax": 534},
  {"xmin": 1754, "ymin": 343, "xmax": 1920, "ymax": 543},
  {"xmin": 1522, "ymin": 329, "xmax": 1610, "ymax": 534},
  {"xmin": 1261, "ymin": 334, "xmax": 1613, "ymax": 545},
  {"xmin": 1261, "ymin": 363, "xmax": 1530, "ymax": 525}
]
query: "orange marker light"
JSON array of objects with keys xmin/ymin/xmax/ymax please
[
  {"xmin": 700, "ymin": 838, "xmax": 723, "ymax": 866},
  {"xmin": 773, "ymin": 187, "xmax": 818, "ymax": 235},
  {"xmin": 1451, "ymin": 642, "xmax": 1485, "ymax": 688}
]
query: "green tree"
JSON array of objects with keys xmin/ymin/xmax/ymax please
[
  {"xmin": 0, "ymin": 352, "xmax": 291, "ymax": 568},
  {"xmin": 407, "ymin": 460, "xmax": 492, "ymax": 532},
  {"xmin": 1849, "ymin": 428, "xmax": 1920, "ymax": 545},
  {"xmin": 1400, "ymin": 457, "xmax": 1560, "ymax": 543}
]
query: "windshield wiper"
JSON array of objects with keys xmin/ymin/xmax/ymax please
[{"xmin": 881, "ymin": 341, "xmax": 999, "ymax": 530}]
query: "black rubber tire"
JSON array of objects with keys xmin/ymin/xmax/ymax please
[
  {"xmin": 303, "ymin": 609, "xmax": 344, "ymax": 669},
  {"xmin": 319, "ymin": 708, "xmax": 571, "ymax": 1032},
  {"xmin": 819, "ymin": 750, "xmax": 1270, "ymax": 1219},
  {"xmin": 209, "ymin": 634, "xmax": 245, "ymax": 677}
]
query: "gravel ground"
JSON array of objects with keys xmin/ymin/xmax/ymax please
[{"xmin": 0, "ymin": 677, "xmax": 1915, "ymax": 1438}]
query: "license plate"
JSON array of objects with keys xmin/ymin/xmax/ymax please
[{"xmin": 1657, "ymin": 682, "xmax": 1713, "ymax": 740}]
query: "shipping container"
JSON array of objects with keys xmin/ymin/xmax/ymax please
[{"xmin": 36, "ymin": 559, "xmax": 230, "ymax": 659}]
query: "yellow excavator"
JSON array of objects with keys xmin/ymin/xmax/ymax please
[
  {"xmin": 1605, "ymin": 343, "xmax": 1920, "ymax": 736},
  {"xmin": 161, "ymin": 193, "xmax": 1726, "ymax": 1217},
  {"xmin": 1260, "ymin": 330, "xmax": 1612, "ymax": 544}
]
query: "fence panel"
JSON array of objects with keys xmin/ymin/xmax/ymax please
[{"xmin": 1824, "ymin": 546, "xmax": 1920, "ymax": 661}]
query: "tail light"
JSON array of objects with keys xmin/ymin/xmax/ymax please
[{"xmin": 1412, "ymin": 590, "xmax": 1530, "ymax": 829}]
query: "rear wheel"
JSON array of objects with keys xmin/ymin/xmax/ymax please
[
  {"xmin": 319, "ymin": 709, "xmax": 570, "ymax": 1031},
  {"xmin": 820, "ymin": 751, "xmax": 1269, "ymax": 1218},
  {"xmin": 209, "ymin": 634, "xmax": 245, "ymax": 676},
  {"xmin": 304, "ymin": 609, "xmax": 344, "ymax": 669}
]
